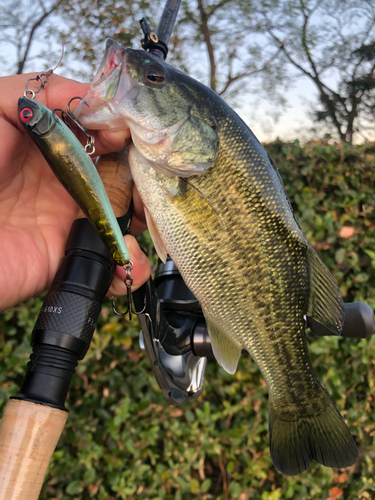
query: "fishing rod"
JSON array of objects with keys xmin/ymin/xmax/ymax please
[
  {"xmin": 0, "ymin": 146, "xmax": 133, "ymax": 500},
  {"xmin": 0, "ymin": 2, "xmax": 181, "ymax": 499}
]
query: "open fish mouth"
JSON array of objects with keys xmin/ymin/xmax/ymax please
[
  {"xmin": 92, "ymin": 38, "xmax": 126, "ymax": 86},
  {"xmin": 75, "ymin": 39, "xmax": 139, "ymax": 129},
  {"xmin": 92, "ymin": 39, "xmax": 138, "ymax": 103},
  {"xmin": 76, "ymin": 42, "xmax": 189, "ymax": 144}
]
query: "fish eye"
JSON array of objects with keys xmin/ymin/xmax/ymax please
[
  {"xmin": 20, "ymin": 107, "xmax": 33, "ymax": 122},
  {"xmin": 144, "ymin": 65, "xmax": 166, "ymax": 84}
]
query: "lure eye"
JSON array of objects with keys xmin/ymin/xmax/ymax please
[
  {"xmin": 20, "ymin": 107, "xmax": 34, "ymax": 122},
  {"xmin": 144, "ymin": 65, "xmax": 166, "ymax": 84}
]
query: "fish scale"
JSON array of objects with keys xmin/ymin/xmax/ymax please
[
  {"xmin": 76, "ymin": 42, "xmax": 358, "ymax": 476},
  {"xmin": 192, "ymin": 138, "xmax": 310, "ymax": 394},
  {"xmin": 134, "ymin": 138, "xmax": 318, "ymax": 402}
]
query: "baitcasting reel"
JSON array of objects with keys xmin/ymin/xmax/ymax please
[
  {"xmin": 133, "ymin": 257, "xmax": 375, "ymax": 406},
  {"xmin": 133, "ymin": 257, "xmax": 212, "ymax": 406}
]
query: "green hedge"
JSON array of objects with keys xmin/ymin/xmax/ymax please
[{"xmin": 1, "ymin": 140, "xmax": 375, "ymax": 499}]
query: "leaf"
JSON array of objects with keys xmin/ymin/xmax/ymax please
[
  {"xmin": 335, "ymin": 247, "xmax": 346, "ymax": 264},
  {"xmin": 365, "ymin": 249, "xmax": 375, "ymax": 262},
  {"xmin": 230, "ymin": 482, "xmax": 244, "ymax": 497},
  {"xmin": 329, "ymin": 486, "xmax": 344, "ymax": 499},
  {"xmin": 340, "ymin": 226, "xmax": 355, "ymax": 238},
  {"xmin": 83, "ymin": 468, "xmax": 96, "ymax": 484},
  {"xmin": 66, "ymin": 480, "xmax": 83, "ymax": 495},
  {"xmin": 201, "ymin": 479, "xmax": 212, "ymax": 493},
  {"xmin": 169, "ymin": 407, "xmax": 184, "ymax": 417},
  {"xmin": 190, "ymin": 479, "xmax": 200, "ymax": 494}
]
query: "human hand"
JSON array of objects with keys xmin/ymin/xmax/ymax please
[{"xmin": 0, "ymin": 72, "xmax": 149, "ymax": 311}]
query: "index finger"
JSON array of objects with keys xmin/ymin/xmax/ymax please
[
  {"xmin": 0, "ymin": 73, "xmax": 88, "ymax": 128},
  {"xmin": 0, "ymin": 72, "xmax": 131, "ymax": 156}
]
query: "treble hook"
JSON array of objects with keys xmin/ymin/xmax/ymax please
[
  {"xmin": 53, "ymin": 97, "xmax": 95, "ymax": 155},
  {"xmin": 112, "ymin": 262, "xmax": 146, "ymax": 321}
]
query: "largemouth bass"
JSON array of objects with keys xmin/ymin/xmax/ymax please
[
  {"xmin": 76, "ymin": 39, "xmax": 358, "ymax": 476},
  {"xmin": 18, "ymin": 97, "xmax": 130, "ymax": 266}
]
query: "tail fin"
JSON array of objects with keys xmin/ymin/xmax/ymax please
[{"xmin": 269, "ymin": 386, "xmax": 358, "ymax": 476}]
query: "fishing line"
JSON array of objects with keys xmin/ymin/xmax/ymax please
[{"xmin": 48, "ymin": 0, "xmax": 98, "ymax": 75}]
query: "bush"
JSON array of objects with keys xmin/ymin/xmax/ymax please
[{"xmin": 1, "ymin": 140, "xmax": 375, "ymax": 499}]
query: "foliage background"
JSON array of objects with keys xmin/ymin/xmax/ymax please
[{"xmin": 1, "ymin": 140, "xmax": 375, "ymax": 499}]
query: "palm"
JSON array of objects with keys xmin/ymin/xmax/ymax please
[
  {"xmin": 0, "ymin": 73, "xmax": 149, "ymax": 311},
  {"xmin": 0, "ymin": 119, "xmax": 79, "ymax": 310}
]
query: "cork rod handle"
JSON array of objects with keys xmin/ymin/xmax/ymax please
[
  {"xmin": 76, "ymin": 148, "xmax": 134, "ymax": 219},
  {"xmin": 0, "ymin": 400, "xmax": 68, "ymax": 500}
]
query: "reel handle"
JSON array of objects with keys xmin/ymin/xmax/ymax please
[{"xmin": 307, "ymin": 301, "xmax": 374, "ymax": 339}]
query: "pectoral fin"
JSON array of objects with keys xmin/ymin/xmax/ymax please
[
  {"xmin": 204, "ymin": 314, "xmax": 242, "ymax": 374},
  {"xmin": 144, "ymin": 207, "xmax": 168, "ymax": 263},
  {"xmin": 306, "ymin": 245, "xmax": 345, "ymax": 335}
]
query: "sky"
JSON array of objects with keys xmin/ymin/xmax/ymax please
[
  {"xmin": 242, "ymin": 79, "xmax": 318, "ymax": 144},
  {"xmin": 0, "ymin": 1, "xmax": 324, "ymax": 147},
  {"xmin": 1, "ymin": 6, "xmax": 373, "ymax": 146},
  {"xmin": 1, "ymin": 42, "xmax": 317, "ymax": 145}
]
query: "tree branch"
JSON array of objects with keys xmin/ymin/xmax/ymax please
[
  {"xmin": 17, "ymin": 0, "xmax": 65, "ymax": 74},
  {"xmin": 218, "ymin": 45, "xmax": 284, "ymax": 95},
  {"xmin": 268, "ymin": 8, "xmax": 347, "ymax": 141},
  {"xmin": 196, "ymin": 0, "xmax": 217, "ymax": 92},
  {"xmin": 207, "ymin": 0, "xmax": 235, "ymax": 19}
]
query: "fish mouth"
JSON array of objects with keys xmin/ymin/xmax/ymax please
[
  {"xmin": 75, "ymin": 39, "xmax": 139, "ymax": 129},
  {"xmin": 92, "ymin": 38, "xmax": 125, "ymax": 85},
  {"xmin": 91, "ymin": 38, "xmax": 132, "ymax": 100},
  {"xmin": 76, "ymin": 43, "xmax": 188, "ymax": 143}
]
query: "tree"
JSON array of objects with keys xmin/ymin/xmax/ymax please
[
  {"xmin": 0, "ymin": 0, "xmax": 67, "ymax": 74},
  {"xmin": 151, "ymin": 0, "xmax": 375, "ymax": 142},
  {"xmin": 259, "ymin": 0, "xmax": 375, "ymax": 143},
  {"xmin": 0, "ymin": 0, "xmax": 161, "ymax": 78},
  {"xmin": 2, "ymin": 0, "xmax": 374, "ymax": 142},
  {"xmin": 49, "ymin": 0, "xmax": 164, "ymax": 79},
  {"xmin": 173, "ymin": 0, "xmax": 288, "ymax": 104},
  {"xmin": 0, "ymin": 0, "xmax": 289, "ymax": 107}
]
